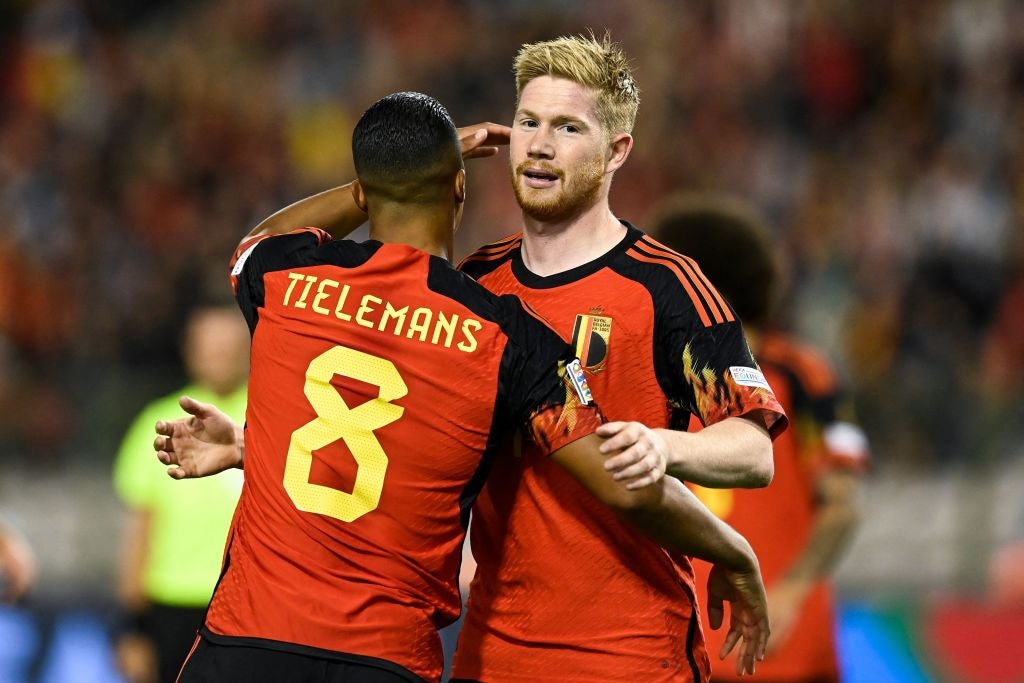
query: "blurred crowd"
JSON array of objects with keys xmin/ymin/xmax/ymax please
[{"xmin": 1, "ymin": 0, "xmax": 1023, "ymax": 471}]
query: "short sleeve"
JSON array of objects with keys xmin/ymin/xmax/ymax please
[
  {"xmin": 495, "ymin": 297, "xmax": 604, "ymax": 453},
  {"xmin": 229, "ymin": 228, "xmax": 332, "ymax": 330},
  {"xmin": 785, "ymin": 345, "xmax": 871, "ymax": 473},
  {"xmin": 661, "ymin": 296, "xmax": 788, "ymax": 439}
]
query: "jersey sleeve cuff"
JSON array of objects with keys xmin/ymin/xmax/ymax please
[{"xmin": 526, "ymin": 403, "xmax": 605, "ymax": 455}]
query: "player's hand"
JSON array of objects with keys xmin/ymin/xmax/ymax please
[
  {"xmin": 0, "ymin": 527, "xmax": 36, "ymax": 603},
  {"xmin": 154, "ymin": 396, "xmax": 243, "ymax": 479},
  {"xmin": 707, "ymin": 562, "xmax": 770, "ymax": 676},
  {"xmin": 596, "ymin": 421, "xmax": 668, "ymax": 490},
  {"xmin": 457, "ymin": 122, "xmax": 511, "ymax": 160}
]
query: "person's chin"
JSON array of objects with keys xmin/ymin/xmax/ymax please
[{"xmin": 521, "ymin": 199, "xmax": 569, "ymax": 222}]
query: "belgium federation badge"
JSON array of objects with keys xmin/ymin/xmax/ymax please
[{"xmin": 571, "ymin": 314, "xmax": 612, "ymax": 371}]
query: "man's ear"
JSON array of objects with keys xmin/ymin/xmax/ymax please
[
  {"xmin": 351, "ymin": 180, "xmax": 368, "ymax": 212},
  {"xmin": 455, "ymin": 168, "xmax": 466, "ymax": 204},
  {"xmin": 606, "ymin": 133, "xmax": 633, "ymax": 174}
]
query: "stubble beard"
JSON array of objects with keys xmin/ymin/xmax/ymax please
[{"xmin": 512, "ymin": 156, "xmax": 606, "ymax": 224}]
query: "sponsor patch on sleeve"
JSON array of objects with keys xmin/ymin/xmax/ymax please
[
  {"xmin": 729, "ymin": 366, "xmax": 772, "ymax": 390},
  {"xmin": 566, "ymin": 358, "xmax": 595, "ymax": 405}
]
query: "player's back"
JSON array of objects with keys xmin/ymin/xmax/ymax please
[{"xmin": 209, "ymin": 228, "xmax": 591, "ymax": 682}]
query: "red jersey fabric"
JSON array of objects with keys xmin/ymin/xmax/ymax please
[
  {"xmin": 691, "ymin": 330, "xmax": 870, "ymax": 682},
  {"xmin": 208, "ymin": 229, "xmax": 603, "ymax": 682},
  {"xmin": 452, "ymin": 224, "xmax": 788, "ymax": 682}
]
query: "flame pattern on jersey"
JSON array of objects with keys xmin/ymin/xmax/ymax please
[{"xmin": 682, "ymin": 343, "xmax": 780, "ymax": 427}]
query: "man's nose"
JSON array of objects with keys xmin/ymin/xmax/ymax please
[{"xmin": 527, "ymin": 128, "xmax": 554, "ymax": 159}]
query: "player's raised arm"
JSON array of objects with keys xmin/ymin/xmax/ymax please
[
  {"xmin": 550, "ymin": 436, "xmax": 770, "ymax": 676},
  {"xmin": 244, "ymin": 122, "xmax": 510, "ymax": 243},
  {"xmin": 154, "ymin": 396, "xmax": 244, "ymax": 479}
]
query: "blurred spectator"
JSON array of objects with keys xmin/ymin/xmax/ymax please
[
  {"xmin": 111, "ymin": 306, "xmax": 248, "ymax": 683},
  {"xmin": 0, "ymin": 0, "xmax": 1017, "ymax": 473},
  {"xmin": 0, "ymin": 515, "xmax": 36, "ymax": 603},
  {"xmin": 652, "ymin": 195, "xmax": 870, "ymax": 682}
]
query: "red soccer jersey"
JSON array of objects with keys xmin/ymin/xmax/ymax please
[
  {"xmin": 690, "ymin": 330, "xmax": 870, "ymax": 682},
  {"xmin": 453, "ymin": 225, "xmax": 788, "ymax": 682},
  {"xmin": 208, "ymin": 229, "xmax": 603, "ymax": 682}
]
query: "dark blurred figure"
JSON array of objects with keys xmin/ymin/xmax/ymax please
[
  {"xmin": 653, "ymin": 195, "xmax": 870, "ymax": 683},
  {"xmin": 111, "ymin": 306, "xmax": 248, "ymax": 683}
]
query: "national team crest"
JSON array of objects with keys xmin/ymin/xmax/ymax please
[{"xmin": 571, "ymin": 314, "xmax": 612, "ymax": 370}]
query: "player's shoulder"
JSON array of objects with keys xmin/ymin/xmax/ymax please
[
  {"xmin": 617, "ymin": 230, "xmax": 737, "ymax": 328},
  {"xmin": 758, "ymin": 331, "xmax": 839, "ymax": 398},
  {"xmin": 456, "ymin": 232, "xmax": 522, "ymax": 278},
  {"xmin": 428, "ymin": 255, "xmax": 543, "ymax": 331},
  {"xmin": 232, "ymin": 227, "xmax": 330, "ymax": 263},
  {"xmin": 233, "ymin": 228, "xmax": 384, "ymax": 277}
]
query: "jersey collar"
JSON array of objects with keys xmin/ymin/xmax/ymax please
[{"xmin": 510, "ymin": 221, "xmax": 643, "ymax": 289}]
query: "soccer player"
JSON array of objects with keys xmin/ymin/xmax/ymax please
[
  {"xmin": 112, "ymin": 305, "xmax": 248, "ymax": 683},
  {"xmin": 653, "ymin": 195, "xmax": 870, "ymax": 683},
  {"xmin": 187, "ymin": 34, "xmax": 790, "ymax": 682},
  {"xmin": 159, "ymin": 92, "xmax": 771, "ymax": 683}
]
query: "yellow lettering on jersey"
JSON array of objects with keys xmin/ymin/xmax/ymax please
[
  {"xmin": 457, "ymin": 319, "xmax": 482, "ymax": 353},
  {"xmin": 334, "ymin": 284, "xmax": 353, "ymax": 321},
  {"xmin": 279, "ymin": 272, "xmax": 484, "ymax": 353},
  {"xmin": 406, "ymin": 307, "xmax": 433, "ymax": 342},
  {"xmin": 431, "ymin": 311, "xmax": 458, "ymax": 348},
  {"xmin": 283, "ymin": 272, "xmax": 306, "ymax": 306},
  {"xmin": 312, "ymin": 279, "xmax": 338, "ymax": 315},
  {"xmin": 379, "ymin": 302, "xmax": 408, "ymax": 336},
  {"xmin": 294, "ymin": 275, "xmax": 318, "ymax": 309},
  {"xmin": 356, "ymin": 294, "xmax": 381, "ymax": 328}
]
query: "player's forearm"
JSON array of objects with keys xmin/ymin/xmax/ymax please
[
  {"xmin": 248, "ymin": 184, "xmax": 366, "ymax": 240},
  {"xmin": 623, "ymin": 478, "xmax": 758, "ymax": 573},
  {"xmin": 661, "ymin": 415, "xmax": 773, "ymax": 488},
  {"xmin": 781, "ymin": 474, "xmax": 861, "ymax": 585},
  {"xmin": 115, "ymin": 510, "xmax": 151, "ymax": 608}
]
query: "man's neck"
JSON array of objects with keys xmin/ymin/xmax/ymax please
[
  {"xmin": 367, "ymin": 207, "xmax": 452, "ymax": 259},
  {"xmin": 519, "ymin": 203, "xmax": 627, "ymax": 276}
]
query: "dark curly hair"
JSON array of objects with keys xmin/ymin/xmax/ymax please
[{"xmin": 650, "ymin": 195, "xmax": 779, "ymax": 328}]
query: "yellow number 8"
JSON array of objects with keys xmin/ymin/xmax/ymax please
[{"xmin": 284, "ymin": 345, "xmax": 408, "ymax": 522}]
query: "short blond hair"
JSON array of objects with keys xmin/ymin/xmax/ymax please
[{"xmin": 514, "ymin": 31, "xmax": 640, "ymax": 136}]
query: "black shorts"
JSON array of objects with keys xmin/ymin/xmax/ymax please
[
  {"xmin": 177, "ymin": 633, "xmax": 424, "ymax": 683},
  {"xmin": 136, "ymin": 602, "xmax": 207, "ymax": 683}
]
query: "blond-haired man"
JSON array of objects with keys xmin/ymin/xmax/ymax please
[{"xmin": 449, "ymin": 34, "xmax": 786, "ymax": 682}]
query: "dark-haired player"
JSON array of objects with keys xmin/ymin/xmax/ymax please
[
  {"xmin": 161, "ymin": 93, "xmax": 771, "ymax": 683},
  {"xmin": 653, "ymin": 195, "xmax": 870, "ymax": 683}
]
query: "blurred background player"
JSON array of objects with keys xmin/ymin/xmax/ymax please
[
  {"xmin": 652, "ymin": 195, "xmax": 870, "ymax": 683},
  {"xmin": 111, "ymin": 305, "xmax": 248, "ymax": 683},
  {"xmin": 0, "ymin": 515, "xmax": 35, "ymax": 604}
]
